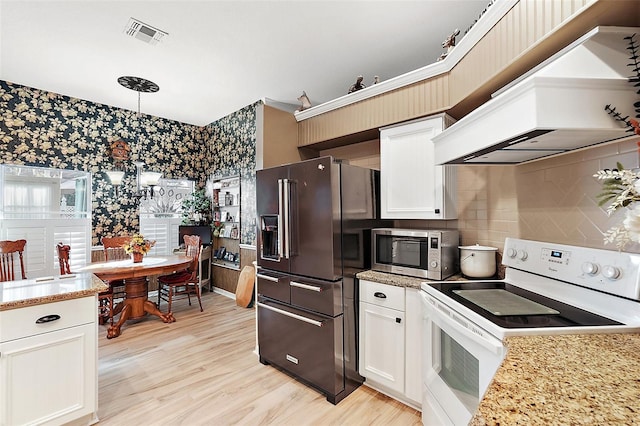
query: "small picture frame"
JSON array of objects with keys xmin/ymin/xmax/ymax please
[{"xmin": 230, "ymin": 227, "xmax": 239, "ymax": 239}]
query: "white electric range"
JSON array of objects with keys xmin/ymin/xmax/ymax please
[{"xmin": 420, "ymin": 238, "xmax": 640, "ymax": 426}]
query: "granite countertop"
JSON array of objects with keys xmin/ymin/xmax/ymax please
[
  {"xmin": 356, "ymin": 269, "xmax": 468, "ymax": 289},
  {"xmin": 0, "ymin": 272, "xmax": 108, "ymax": 311},
  {"xmin": 357, "ymin": 270, "xmax": 435, "ymax": 288},
  {"xmin": 470, "ymin": 333, "xmax": 640, "ymax": 425}
]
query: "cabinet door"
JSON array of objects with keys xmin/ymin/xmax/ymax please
[
  {"xmin": 405, "ymin": 288, "xmax": 422, "ymax": 406},
  {"xmin": 0, "ymin": 323, "xmax": 96, "ymax": 426},
  {"xmin": 359, "ymin": 302, "xmax": 405, "ymax": 393},
  {"xmin": 380, "ymin": 115, "xmax": 457, "ymax": 219}
]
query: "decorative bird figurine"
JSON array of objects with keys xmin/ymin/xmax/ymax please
[
  {"xmin": 296, "ymin": 91, "xmax": 312, "ymax": 112},
  {"xmin": 437, "ymin": 28, "xmax": 461, "ymax": 61},
  {"xmin": 348, "ymin": 75, "xmax": 366, "ymax": 93}
]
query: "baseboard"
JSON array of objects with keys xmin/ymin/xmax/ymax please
[
  {"xmin": 362, "ymin": 381, "xmax": 422, "ymax": 412},
  {"xmin": 210, "ymin": 286, "xmax": 236, "ymax": 300}
]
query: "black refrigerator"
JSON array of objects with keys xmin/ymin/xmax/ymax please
[{"xmin": 256, "ymin": 156, "xmax": 389, "ymax": 404}]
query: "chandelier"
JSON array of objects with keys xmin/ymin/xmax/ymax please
[{"xmin": 106, "ymin": 76, "xmax": 162, "ymax": 200}]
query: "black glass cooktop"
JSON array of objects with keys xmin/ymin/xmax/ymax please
[{"xmin": 428, "ymin": 281, "xmax": 622, "ymax": 328}]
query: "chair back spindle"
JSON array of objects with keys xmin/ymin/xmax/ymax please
[
  {"xmin": 157, "ymin": 235, "xmax": 203, "ymax": 313},
  {"xmin": 0, "ymin": 239, "xmax": 27, "ymax": 282}
]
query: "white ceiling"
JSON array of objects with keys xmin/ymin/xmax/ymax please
[{"xmin": 0, "ymin": 0, "xmax": 489, "ymax": 126}]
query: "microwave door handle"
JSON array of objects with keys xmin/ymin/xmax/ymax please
[{"xmin": 278, "ymin": 179, "xmax": 284, "ymax": 260}]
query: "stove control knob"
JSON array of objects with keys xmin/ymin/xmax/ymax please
[
  {"xmin": 430, "ymin": 260, "xmax": 439, "ymax": 268},
  {"xmin": 602, "ymin": 265, "xmax": 621, "ymax": 280},
  {"xmin": 507, "ymin": 248, "xmax": 517, "ymax": 258},
  {"xmin": 517, "ymin": 250, "xmax": 528, "ymax": 261},
  {"xmin": 581, "ymin": 262, "xmax": 599, "ymax": 276}
]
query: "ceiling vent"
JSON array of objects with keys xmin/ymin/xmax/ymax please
[{"xmin": 124, "ymin": 18, "xmax": 168, "ymax": 45}]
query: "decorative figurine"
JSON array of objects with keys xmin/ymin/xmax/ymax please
[
  {"xmin": 372, "ymin": 76, "xmax": 380, "ymax": 85},
  {"xmin": 296, "ymin": 91, "xmax": 312, "ymax": 112},
  {"xmin": 348, "ymin": 75, "xmax": 366, "ymax": 93},
  {"xmin": 109, "ymin": 138, "xmax": 130, "ymax": 165},
  {"xmin": 437, "ymin": 28, "xmax": 461, "ymax": 62}
]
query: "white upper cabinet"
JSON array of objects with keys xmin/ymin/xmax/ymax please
[{"xmin": 380, "ymin": 114, "xmax": 457, "ymax": 219}]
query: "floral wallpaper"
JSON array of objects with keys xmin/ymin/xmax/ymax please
[
  {"xmin": 0, "ymin": 80, "xmax": 208, "ymax": 245},
  {"xmin": 205, "ymin": 101, "xmax": 259, "ymax": 246}
]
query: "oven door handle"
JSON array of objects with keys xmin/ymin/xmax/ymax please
[{"xmin": 423, "ymin": 293, "xmax": 504, "ymax": 355}]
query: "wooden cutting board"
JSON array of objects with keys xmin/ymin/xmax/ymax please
[{"xmin": 235, "ymin": 265, "xmax": 255, "ymax": 308}]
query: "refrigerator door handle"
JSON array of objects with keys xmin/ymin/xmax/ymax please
[
  {"xmin": 277, "ymin": 179, "xmax": 284, "ymax": 260},
  {"xmin": 283, "ymin": 178, "xmax": 291, "ymax": 259},
  {"xmin": 290, "ymin": 281, "xmax": 322, "ymax": 292},
  {"xmin": 257, "ymin": 273, "xmax": 279, "ymax": 282},
  {"xmin": 258, "ymin": 302, "xmax": 324, "ymax": 327}
]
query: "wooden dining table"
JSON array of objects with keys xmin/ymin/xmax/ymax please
[{"xmin": 78, "ymin": 255, "xmax": 192, "ymax": 338}]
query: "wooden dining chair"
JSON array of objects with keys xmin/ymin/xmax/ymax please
[
  {"xmin": 101, "ymin": 236, "xmax": 132, "ymax": 261},
  {"xmin": 100, "ymin": 236, "xmax": 131, "ymax": 300},
  {"xmin": 157, "ymin": 235, "xmax": 203, "ymax": 313},
  {"xmin": 0, "ymin": 239, "xmax": 27, "ymax": 282},
  {"xmin": 57, "ymin": 242, "xmax": 114, "ymax": 326}
]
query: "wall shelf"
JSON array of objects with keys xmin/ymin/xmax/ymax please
[{"xmin": 212, "ymin": 174, "xmax": 242, "ymax": 280}]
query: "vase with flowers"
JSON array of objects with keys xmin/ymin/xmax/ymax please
[
  {"xmin": 594, "ymin": 160, "xmax": 640, "ymax": 249},
  {"xmin": 123, "ymin": 233, "xmax": 156, "ymax": 263},
  {"xmin": 594, "ymin": 33, "xmax": 640, "ymax": 249}
]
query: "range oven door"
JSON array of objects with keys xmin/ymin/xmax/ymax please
[{"xmin": 421, "ymin": 292, "xmax": 506, "ymax": 426}]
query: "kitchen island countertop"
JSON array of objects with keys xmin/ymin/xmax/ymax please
[
  {"xmin": 470, "ymin": 333, "xmax": 640, "ymax": 425},
  {"xmin": 0, "ymin": 272, "xmax": 108, "ymax": 311}
]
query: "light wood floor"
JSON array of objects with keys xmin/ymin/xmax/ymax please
[{"xmin": 97, "ymin": 291, "xmax": 422, "ymax": 425}]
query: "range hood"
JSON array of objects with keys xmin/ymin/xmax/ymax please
[{"xmin": 433, "ymin": 26, "xmax": 640, "ymax": 165}]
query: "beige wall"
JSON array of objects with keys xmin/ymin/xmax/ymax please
[{"xmin": 319, "ymin": 139, "xmax": 380, "ymax": 169}]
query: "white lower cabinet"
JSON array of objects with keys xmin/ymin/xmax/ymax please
[
  {"xmin": 0, "ymin": 296, "xmax": 98, "ymax": 426},
  {"xmin": 359, "ymin": 280, "xmax": 422, "ymax": 409}
]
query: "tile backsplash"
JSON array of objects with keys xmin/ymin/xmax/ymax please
[{"xmin": 458, "ymin": 138, "xmax": 640, "ymax": 253}]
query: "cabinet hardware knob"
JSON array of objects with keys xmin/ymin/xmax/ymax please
[
  {"xmin": 374, "ymin": 292, "xmax": 387, "ymax": 298},
  {"xmin": 35, "ymin": 314, "xmax": 61, "ymax": 324},
  {"xmin": 396, "ymin": 317, "xmax": 402, "ymax": 323}
]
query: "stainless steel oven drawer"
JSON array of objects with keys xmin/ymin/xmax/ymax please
[
  {"xmin": 290, "ymin": 276, "xmax": 343, "ymax": 317},
  {"xmin": 256, "ymin": 270, "xmax": 290, "ymax": 304},
  {"xmin": 257, "ymin": 297, "xmax": 344, "ymax": 398}
]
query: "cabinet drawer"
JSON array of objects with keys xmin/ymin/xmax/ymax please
[
  {"xmin": 257, "ymin": 298, "xmax": 344, "ymax": 396},
  {"xmin": 257, "ymin": 271, "xmax": 290, "ymax": 304},
  {"xmin": 360, "ymin": 280, "xmax": 405, "ymax": 311},
  {"xmin": 0, "ymin": 296, "xmax": 95, "ymax": 343},
  {"xmin": 290, "ymin": 276, "xmax": 342, "ymax": 317}
]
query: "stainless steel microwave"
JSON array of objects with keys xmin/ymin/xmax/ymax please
[{"xmin": 371, "ymin": 228, "xmax": 459, "ymax": 280}]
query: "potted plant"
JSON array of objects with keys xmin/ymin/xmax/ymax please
[{"xmin": 181, "ymin": 188, "xmax": 212, "ymax": 225}]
